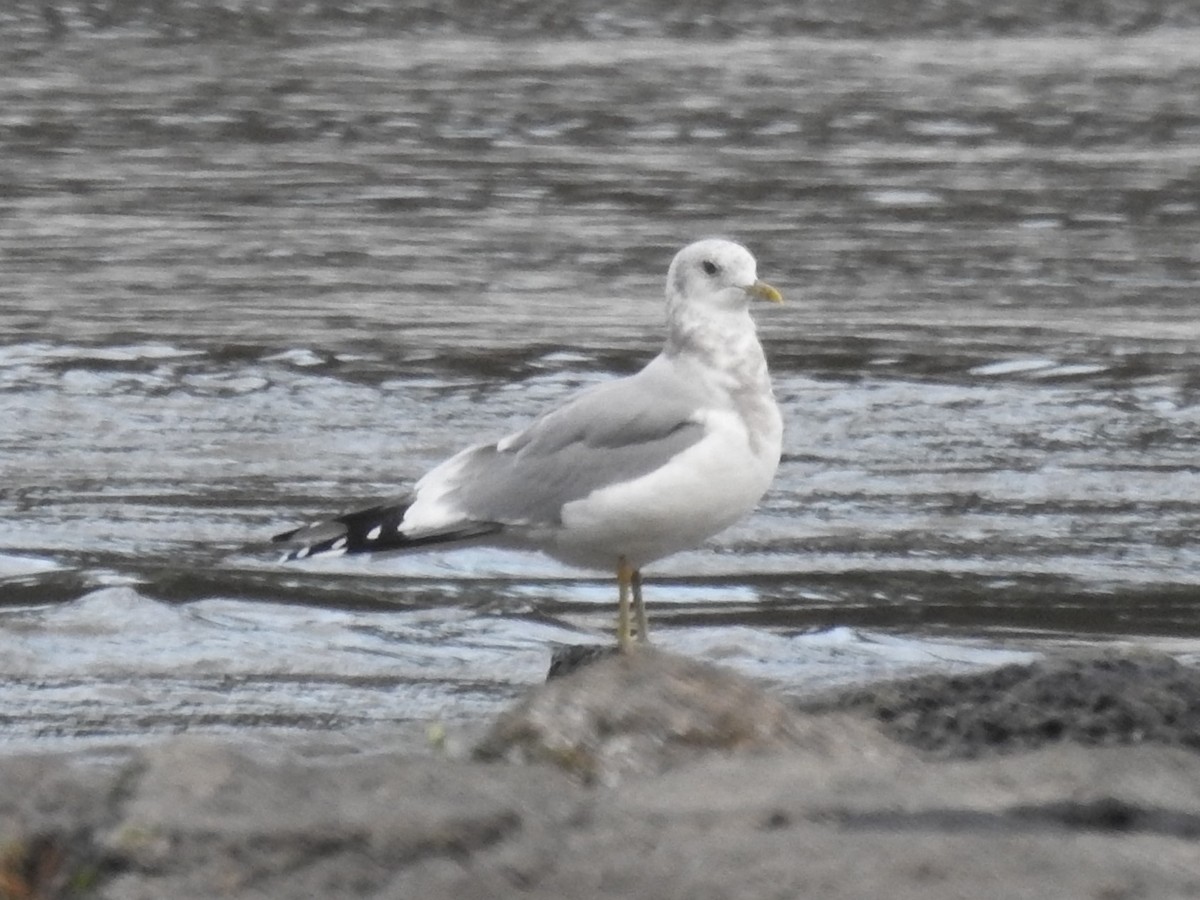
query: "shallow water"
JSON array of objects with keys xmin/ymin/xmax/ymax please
[{"xmin": 3, "ymin": 29, "xmax": 1200, "ymax": 749}]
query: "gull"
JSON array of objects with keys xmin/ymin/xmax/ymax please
[{"xmin": 273, "ymin": 238, "xmax": 783, "ymax": 650}]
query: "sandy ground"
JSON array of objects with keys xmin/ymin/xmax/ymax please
[{"xmin": 3, "ymin": 649, "xmax": 1199, "ymax": 899}]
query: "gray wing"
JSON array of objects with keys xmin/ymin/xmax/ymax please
[{"xmin": 436, "ymin": 354, "xmax": 712, "ymax": 525}]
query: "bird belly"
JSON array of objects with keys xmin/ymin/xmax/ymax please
[{"xmin": 551, "ymin": 409, "xmax": 779, "ymax": 570}]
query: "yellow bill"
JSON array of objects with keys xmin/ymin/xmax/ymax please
[{"xmin": 743, "ymin": 280, "xmax": 783, "ymax": 303}]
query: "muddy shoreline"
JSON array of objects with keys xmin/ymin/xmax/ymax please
[{"xmin": 3, "ymin": 649, "xmax": 1198, "ymax": 898}]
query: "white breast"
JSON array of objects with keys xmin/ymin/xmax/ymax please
[{"xmin": 551, "ymin": 406, "xmax": 781, "ymax": 569}]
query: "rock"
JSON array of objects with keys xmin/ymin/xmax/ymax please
[
  {"xmin": 3, "ymin": 651, "xmax": 1200, "ymax": 898},
  {"xmin": 391, "ymin": 741, "xmax": 1200, "ymax": 900},
  {"xmin": 0, "ymin": 751, "xmax": 130, "ymax": 897},
  {"xmin": 478, "ymin": 647, "xmax": 899, "ymax": 782},
  {"xmin": 546, "ymin": 642, "xmax": 619, "ymax": 679},
  {"xmin": 97, "ymin": 737, "xmax": 582, "ymax": 899},
  {"xmin": 810, "ymin": 650, "xmax": 1200, "ymax": 756}
]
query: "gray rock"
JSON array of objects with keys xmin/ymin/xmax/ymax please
[
  {"xmin": 811, "ymin": 650, "xmax": 1200, "ymax": 756},
  {"xmin": 98, "ymin": 738, "xmax": 582, "ymax": 899},
  {"xmin": 3, "ymin": 651, "xmax": 1200, "ymax": 898},
  {"xmin": 478, "ymin": 647, "xmax": 893, "ymax": 782}
]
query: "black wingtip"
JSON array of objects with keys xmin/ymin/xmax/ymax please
[
  {"xmin": 272, "ymin": 495, "xmax": 502, "ymax": 561},
  {"xmin": 271, "ymin": 525, "xmax": 302, "ymax": 544}
]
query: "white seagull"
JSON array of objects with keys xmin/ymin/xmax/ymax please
[{"xmin": 273, "ymin": 238, "xmax": 784, "ymax": 650}]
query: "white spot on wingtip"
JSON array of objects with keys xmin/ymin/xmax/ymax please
[
  {"xmin": 294, "ymin": 547, "xmax": 311, "ymax": 560},
  {"xmin": 366, "ymin": 525, "xmax": 382, "ymax": 541},
  {"xmin": 330, "ymin": 537, "xmax": 347, "ymax": 551}
]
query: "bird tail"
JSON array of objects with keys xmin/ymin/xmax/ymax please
[{"xmin": 271, "ymin": 494, "xmax": 500, "ymax": 561}]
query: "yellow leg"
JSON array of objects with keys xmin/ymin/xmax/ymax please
[
  {"xmin": 617, "ymin": 557, "xmax": 635, "ymax": 652},
  {"xmin": 632, "ymin": 568, "xmax": 649, "ymax": 643}
]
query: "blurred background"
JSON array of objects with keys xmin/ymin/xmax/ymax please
[{"xmin": 2, "ymin": 0, "xmax": 1200, "ymax": 750}]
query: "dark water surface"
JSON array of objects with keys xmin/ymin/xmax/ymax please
[{"xmin": 3, "ymin": 29, "xmax": 1200, "ymax": 748}]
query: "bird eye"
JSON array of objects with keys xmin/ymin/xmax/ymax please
[{"xmin": 701, "ymin": 260, "xmax": 719, "ymax": 275}]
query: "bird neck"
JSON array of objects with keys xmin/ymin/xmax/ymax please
[
  {"xmin": 663, "ymin": 302, "xmax": 780, "ymax": 458},
  {"xmin": 665, "ymin": 304, "xmax": 765, "ymax": 380}
]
